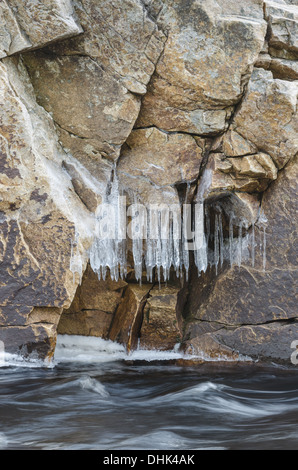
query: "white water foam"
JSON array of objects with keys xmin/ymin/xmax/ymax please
[
  {"xmin": 0, "ymin": 335, "xmax": 253, "ymax": 369},
  {"xmin": 54, "ymin": 335, "xmax": 253, "ymax": 365},
  {"xmin": 54, "ymin": 335, "xmax": 189, "ymax": 364},
  {"xmin": 78, "ymin": 375, "xmax": 110, "ymax": 397},
  {"xmin": 0, "ymin": 352, "xmax": 54, "ymax": 369}
]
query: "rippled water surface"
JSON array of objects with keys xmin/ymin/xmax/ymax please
[{"xmin": 1, "ymin": 335, "xmax": 298, "ymax": 450}]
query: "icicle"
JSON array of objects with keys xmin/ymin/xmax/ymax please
[
  {"xmin": 89, "ymin": 167, "xmax": 127, "ymax": 282},
  {"xmin": 182, "ymin": 203, "xmax": 190, "ymax": 281},
  {"xmin": 214, "ymin": 213, "xmax": 219, "ymax": 275},
  {"xmin": 146, "ymin": 237, "xmax": 154, "ymax": 283},
  {"xmin": 89, "ymin": 161, "xmax": 267, "ymax": 283},
  {"xmin": 229, "ymin": 215, "xmax": 234, "ymax": 267},
  {"xmin": 130, "ymin": 201, "xmax": 147, "ymax": 284},
  {"xmin": 194, "ymin": 202, "xmax": 208, "ymax": 274},
  {"xmin": 193, "ymin": 168, "xmax": 212, "ymax": 277},
  {"xmin": 257, "ymin": 209, "xmax": 268, "ymax": 273}
]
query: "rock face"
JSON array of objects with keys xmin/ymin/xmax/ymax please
[
  {"xmin": 139, "ymin": 284, "xmax": 182, "ymax": 351},
  {"xmin": 22, "ymin": 0, "xmax": 167, "ymax": 166},
  {"xmin": 135, "ymin": 0, "xmax": 266, "ymax": 134},
  {"xmin": 264, "ymin": 1, "xmax": 298, "ymax": 55},
  {"xmin": 0, "ymin": 0, "xmax": 297, "ymax": 365},
  {"xmin": 0, "ymin": 0, "xmax": 83, "ymax": 58},
  {"xmin": 118, "ymin": 127, "xmax": 203, "ymax": 206},
  {"xmin": 183, "ymin": 157, "xmax": 298, "ymax": 363},
  {"xmin": 58, "ymin": 264, "xmax": 127, "ymax": 338},
  {"xmin": 0, "ymin": 56, "xmax": 93, "ymax": 359},
  {"xmin": 109, "ymin": 283, "xmax": 153, "ymax": 352},
  {"xmin": 226, "ymin": 69, "xmax": 298, "ymax": 170}
]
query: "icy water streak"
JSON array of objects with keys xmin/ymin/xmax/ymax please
[{"xmin": 1, "ymin": 335, "xmax": 298, "ymax": 450}]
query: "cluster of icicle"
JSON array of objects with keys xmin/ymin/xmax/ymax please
[
  {"xmin": 71, "ymin": 170, "xmax": 267, "ymax": 284},
  {"xmin": 87, "ymin": 170, "xmax": 210, "ymax": 284}
]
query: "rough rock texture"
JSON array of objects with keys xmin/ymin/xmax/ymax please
[
  {"xmin": 183, "ymin": 157, "xmax": 298, "ymax": 363},
  {"xmin": 57, "ymin": 264, "xmax": 127, "ymax": 338},
  {"xmin": 23, "ymin": 53, "xmax": 140, "ymax": 168},
  {"xmin": 139, "ymin": 284, "xmax": 182, "ymax": 351},
  {"xmin": 48, "ymin": 0, "xmax": 167, "ymax": 95},
  {"xmin": 0, "ymin": 0, "xmax": 297, "ymax": 364},
  {"xmin": 0, "ymin": 0, "xmax": 83, "ymax": 58},
  {"xmin": 225, "ymin": 69, "xmax": 298, "ymax": 170},
  {"xmin": 118, "ymin": 127, "xmax": 203, "ymax": 205},
  {"xmin": 0, "ymin": 56, "xmax": 93, "ymax": 359},
  {"xmin": 22, "ymin": 0, "xmax": 167, "ymax": 166},
  {"xmin": 264, "ymin": 1, "xmax": 298, "ymax": 54},
  {"xmin": 136, "ymin": 0, "xmax": 266, "ymax": 134},
  {"xmin": 109, "ymin": 283, "xmax": 153, "ymax": 351}
]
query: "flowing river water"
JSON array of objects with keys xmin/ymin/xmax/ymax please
[{"xmin": 1, "ymin": 335, "xmax": 298, "ymax": 450}]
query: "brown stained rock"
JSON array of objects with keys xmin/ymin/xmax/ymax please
[
  {"xmin": 255, "ymin": 53, "xmax": 298, "ymax": 80},
  {"xmin": 227, "ymin": 154, "xmax": 278, "ymax": 180},
  {"xmin": 213, "ymin": 323, "xmax": 298, "ymax": 363},
  {"xmin": 229, "ymin": 68, "xmax": 298, "ymax": 169},
  {"xmin": 221, "ymin": 130, "xmax": 258, "ymax": 157},
  {"xmin": 19, "ymin": 210, "xmax": 80, "ymax": 308},
  {"xmin": 184, "ymin": 157, "xmax": 298, "ymax": 363},
  {"xmin": 0, "ymin": 57, "xmax": 96, "ymax": 359},
  {"xmin": 23, "ymin": 53, "xmax": 141, "ymax": 162},
  {"xmin": 135, "ymin": 83, "xmax": 233, "ymax": 135},
  {"xmin": 182, "ymin": 335, "xmax": 240, "ymax": 361},
  {"xmin": 26, "ymin": 307, "xmax": 63, "ymax": 326},
  {"xmin": 264, "ymin": 1, "xmax": 298, "ymax": 54},
  {"xmin": 119, "ymin": 175, "xmax": 179, "ymax": 207},
  {"xmin": 0, "ymin": 0, "xmax": 297, "ymax": 365},
  {"xmin": 214, "ymin": 192, "xmax": 261, "ymax": 226},
  {"xmin": 119, "ymin": 128, "xmax": 203, "ymax": 187},
  {"xmin": 0, "ymin": 0, "xmax": 82, "ymax": 58},
  {"xmin": 108, "ymin": 284, "xmax": 153, "ymax": 352},
  {"xmin": 136, "ymin": 0, "xmax": 266, "ymax": 134},
  {"xmin": 63, "ymin": 264, "xmax": 127, "ymax": 315},
  {"xmin": 139, "ymin": 285, "xmax": 182, "ymax": 351},
  {"xmin": 0, "ymin": 323, "xmax": 58, "ymax": 360},
  {"xmin": 0, "ymin": 1, "xmax": 31, "ymax": 58},
  {"xmin": 58, "ymin": 128, "xmax": 114, "ymax": 185},
  {"xmin": 118, "ymin": 127, "xmax": 203, "ymax": 206},
  {"xmin": 47, "ymin": 0, "xmax": 167, "ymax": 95},
  {"xmin": 182, "ymin": 322, "xmax": 298, "ymax": 363},
  {"xmin": 209, "ymin": 130, "xmax": 279, "ymax": 198},
  {"xmin": 206, "ymin": 154, "xmax": 274, "ymax": 195},
  {"xmin": 1, "ymin": 209, "xmax": 81, "ymax": 318},
  {"xmin": 62, "ymin": 161, "xmax": 102, "ymax": 212},
  {"xmin": 0, "ymin": 62, "xmax": 34, "ymax": 212},
  {"xmin": 23, "ymin": 0, "xmax": 167, "ymax": 164},
  {"xmin": 190, "ymin": 266, "xmax": 297, "ymax": 327},
  {"xmin": 268, "ymin": 46, "xmax": 298, "ymax": 61},
  {"xmin": 57, "ymin": 264, "xmax": 128, "ymax": 340},
  {"xmin": 57, "ymin": 310, "xmax": 113, "ymax": 339}
]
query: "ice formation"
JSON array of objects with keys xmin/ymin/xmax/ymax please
[
  {"xmin": 71, "ymin": 169, "xmax": 268, "ymax": 284},
  {"xmin": 89, "ymin": 172, "xmax": 127, "ymax": 282}
]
